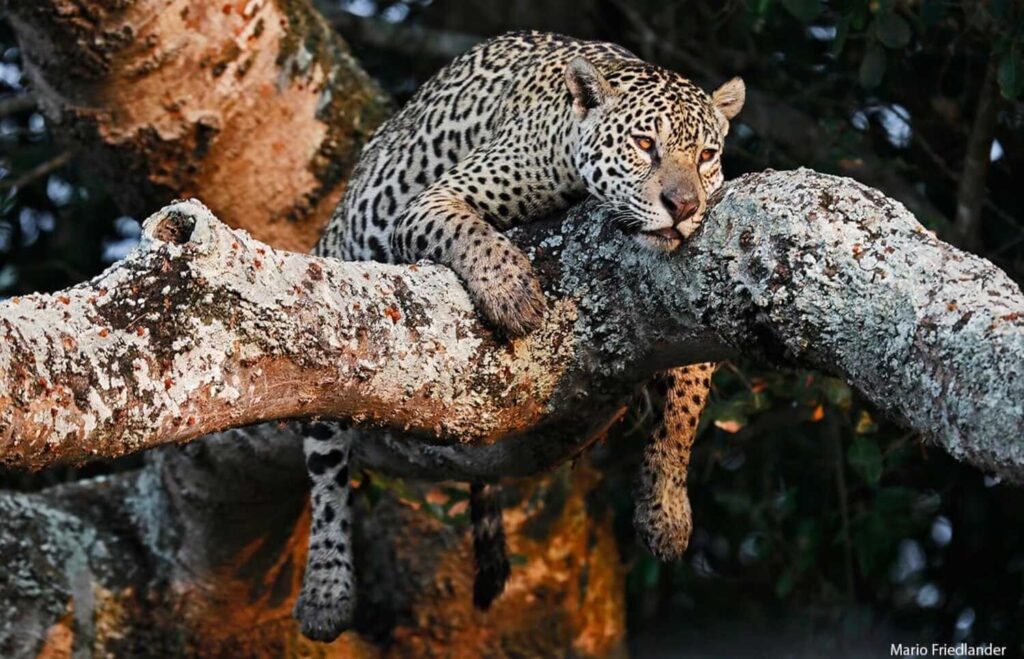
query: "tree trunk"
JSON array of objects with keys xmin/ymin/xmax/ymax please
[
  {"xmin": 7, "ymin": 0, "xmax": 391, "ymax": 252},
  {"xmin": 1, "ymin": 1, "xmax": 627, "ymax": 656}
]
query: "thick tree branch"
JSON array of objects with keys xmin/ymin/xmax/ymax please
[
  {"xmin": 2, "ymin": 169, "xmax": 1021, "ymax": 482},
  {"xmin": 6, "ymin": 0, "xmax": 391, "ymax": 252}
]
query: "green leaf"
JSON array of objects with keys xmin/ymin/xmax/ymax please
[
  {"xmin": 775, "ymin": 567, "xmax": 796, "ymax": 598},
  {"xmin": 852, "ymin": 511, "xmax": 888, "ymax": 573},
  {"xmin": 781, "ymin": 0, "xmax": 822, "ymax": 23},
  {"xmin": 859, "ymin": 43, "xmax": 887, "ymax": 88},
  {"xmin": 873, "ymin": 14, "xmax": 911, "ymax": 49},
  {"xmin": 849, "ymin": 4, "xmax": 870, "ymax": 31},
  {"xmin": 911, "ymin": 491, "xmax": 942, "ymax": 520},
  {"xmin": 641, "ymin": 557, "xmax": 661, "ymax": 588},
  {"xmin": 831, "ymin": 16, "xmax": 851, "ymax": 57},
  {"xmin": 752, "ymin": 0, "xmax": 772, "ymax": 20},
  {"xmin": 821, "ymin": 377, "xmax": 852, "ymax": 408},
  {"xmin": 847, "ymin": 436, "xmax": 883, "ymax": 485},
  {"xmin": 998, "ymin": 54, "xmax": 1024, "ymax": 100},
  {"xmin": 794, "ymin": 519, "xmax": 821, "ymax": 572},
  {"xmin": 714, "ymin": 491, "xmax": 752, "ymax": 516},
  {"xmin": 875, "ymin": 486, "xmax": 913, "ymax": 515}
]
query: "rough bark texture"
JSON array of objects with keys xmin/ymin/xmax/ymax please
[
  {"xmin": 3, "ymin": 170, "xmax": 1022, "ymax": 484},
  {"xmin": 6, "ymin": 0, "xmax": 391, "ymax": 252}
]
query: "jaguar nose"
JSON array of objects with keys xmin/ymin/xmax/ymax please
[{"xmin": 660, "ymin": 190, "xmax": 699, "ymax": 221}]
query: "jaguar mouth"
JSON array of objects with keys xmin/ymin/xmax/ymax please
[
  {"xmin": 637, "ymin": 226, "xmax": 683, "ymax": 251},
  {"xmin": 642, "ymin": 226, "xmax": 683, "ymax": 242}
]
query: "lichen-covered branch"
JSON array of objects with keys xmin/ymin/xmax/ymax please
[{"xmin": 2, "ymin": 169, "xmax": 1022, "ymax": 482}]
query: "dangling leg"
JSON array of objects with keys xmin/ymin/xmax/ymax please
[
  {"xmin": 470, "ymin": 481, "xmax": 510, "ymax": 610},
  {"xmin": 633, "ymin": 363, "xmax": 715, "ymax": 561},
  {"xmin": 294, "ymin": 421, "xmax": 356, "ymax": 642}
]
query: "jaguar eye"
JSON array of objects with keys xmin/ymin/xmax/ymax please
[
  {"xmin": 633, "ymin": 136, "xmax": 655, "ymax": 153},
  {"xmin": 699, "ymin": 148, "xmax": 718, "ymax": 163}
]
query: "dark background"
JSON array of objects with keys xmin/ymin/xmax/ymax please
[{"xmin": 2, "ymin": 1, "xmax": 1023, "ymax": 656}]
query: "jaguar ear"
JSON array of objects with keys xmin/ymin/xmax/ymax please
[
  {"xmin": 565, "ymin": 57, "xmax": 613, "ymax": 119},
  {"xmin": 712, "ymin": 77, "xmax": 745, "ymax": 121}
]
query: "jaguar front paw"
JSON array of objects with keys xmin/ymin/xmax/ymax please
[{"xmin": 465, "ymin": 251, "xmax": 546, "ymax": 337}]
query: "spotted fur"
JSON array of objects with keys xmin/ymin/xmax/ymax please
[
  {"xmin": 296, "ymin": 30, "xmax": 744, "ymax": 641},
  {"xmin": 469, "ymin": 482, "xmax": 511, "ymax": 610},
  {"xmin": 634, "ymin": 363, "xmax": 716, "ymax": 560},
  {"xmin": 295, "ymin": 422, "xmax": 356, "ymax": 641}
]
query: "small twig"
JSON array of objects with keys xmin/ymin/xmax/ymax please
[
  {"xmin": 992, "ymin": 230, "xmax": 1024, "ymax": 257},
  {"xmin": 827, "ymin": 413, "xmax": 857, "ymax": 602},
  {"xmin": 322, "ymin": 9, "xmax": 481, "ymax": 60},
  {"xmin": 0, "ymin": 149, "xmax": 74, "ymax": 191},
  {"xmin": 952, "ymin": 53, "xmax": 1002, "ymax": 251},
  {"xmin": 0, "ymin": 94, "xmax": 36, "ymax": 118},
  {"xmin": 720, "ymin": 361, "xmax": 753, "ymax": 391},
  {"xmin": 910, "ymin": 120, "xmax": 1022, "ymax": 235}
]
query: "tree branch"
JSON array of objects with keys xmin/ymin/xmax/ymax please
[
  {"xmin": 0, "ymin": 148, "xmax": 74, "ymax": 192},
  {"xmin": 1, "ymin": 3, "xmax": 632, "ymax": 653},
  {"xmin": 952, "ymin": 53, "xmax": 1002, "ymax": 251},
  {"xmin": 6, "ymin": 0, "xmax": 391, "ymax": 252},
  {"xmin": 2, "ymin": 169, "xmax": 1021, "ymax": 482},
  {"xmin": 321, "ymin": 7, "xmax": 481, "ymax": 61},
  {"xmin": 0, "ymin": 93, "xmax": 37, "ymax": 118}
]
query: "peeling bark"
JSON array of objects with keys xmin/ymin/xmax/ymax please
[
  {"xmin": 6, "ymin": 0, "xmax": 391, "ymax": 252},
  {"xmin": 2, "ymin": 169, "xmax": 1021, "ymax": 483}
]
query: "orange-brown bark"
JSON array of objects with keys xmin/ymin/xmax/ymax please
[
  {"xmin": 0, "ymin": 440, "xmax": 625, "ymax": 658},
  {"xmin": 8, "ymin": 0, "xmax": 390, "ymax": 252}
]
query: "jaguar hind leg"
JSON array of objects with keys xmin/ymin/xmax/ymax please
[
  {"xmin": 294, "ymin": 422, "xmax": 356, "ymax": 642},
  {"xmin": 633, "ymin": 363, "xmax": 715, "ymax": 561}
]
